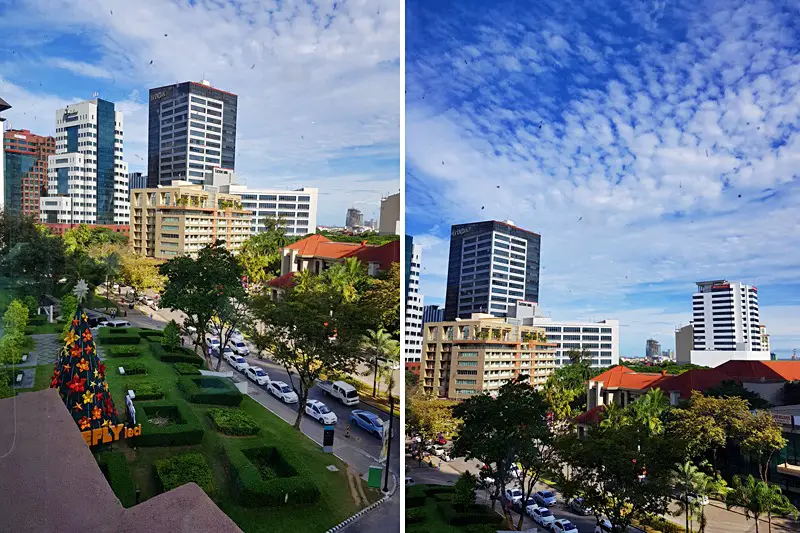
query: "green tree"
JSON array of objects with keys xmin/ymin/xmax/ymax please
[
  {"xmin": 159, "ymin": 242, "xmax": 245, "ymax": 369},
  {"xmin": 725, "ymin": 475, "xmax": 799, "ymax": 533},
  {"xmin": 361, "ymin": 328, "xmax": 397, "ymax": 397},
  {"xmin": 162, "ymin": 320, "xmax": 181, "ymax": 352},
  {"xmin": 59, "ymin": 295, "xmax": 78, "ymax": 337},
  {"xmin": 406, "ymin": 391, "xmax": 459, "ymax": 465},
  {"xmin": 249, "ymin": 276, "xmax": 361, "ymax": 430},
  {"xmin": 62, "ymin": 223, "xmax": 126, "ymax": 254},
  {"xmin": 543, "ymin": 356, "xmax": 606, "ymax": 423},
  {"xmin": 322, "ymin": 257, "xmax": 368, "ymax": 303},
  {"xmin": 22, "ymin": 295, "xmax": 38, "ymax": 317},
  {"xmin": 1, "ymin": 222, "xmax": 66, "ymax": 289},
  {"xmin": 673, "ymin": 461, "xmax": 705, "ymax": 533},
  {"xmin": 360, "ymin": 262, "xmax": 400, "ymax": 337},
  {"xmin": 629, "ymin": 388, "xmax": 670, "ymax": 435},
  {"xmin": 706, "ymin": 380, "xmax": 771, "ymax": 409},
  {"xmin": 210, "ymin": 296, "xmax": 251, "ymax": 372},
  {"xmin": 666, "ymin": 392, "xmax": 747, "ymax": 463},
  {"xmin": 3, "ymin": 299, "xmax": 29, "ymax": 334},
  {"xmin": 88, "ymin": 242, "xmax": 123, "ymax": 311},
  {"xmin": 739, "ymin": 410, "xmax": 787, "ymax": 482},
  {"xmin": 119, "ymin": 252, "xmax": 164, "ymax": 301},
  {"xmin": 237, "ymin": 217, "xmax": 293, "ymax": 290},
  {"xmin": 316, "ymin": 230, "xmax": 400, "ymax": 246},
  {"xmin": 406, "ymin": 370, "xmax": 419, "ymax": 387},
  {"xmin": 453, "ymin": 471, "xmax": 477, "ymax": 508}
]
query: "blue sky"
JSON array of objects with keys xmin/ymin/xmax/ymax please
[
  {"xmin": 0, "ymin": 0, "xmax": 400, "ymax": 226},
  {"xmin": 406, "ymin": 0, "xmax": 800, "ymax": 358}
]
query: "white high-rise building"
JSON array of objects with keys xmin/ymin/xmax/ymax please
[
  {"xmin": 507, "ymin": 301, "xmax": 620, "ymax": 367},
  {"xmin": 689, "ymin": 280, "xmax": 769, "ymax": 367},
  {"xmin": 222, "ymin": 184, "xmax": 318, "ymax": 236},
  {"xmin": 41, "ymin": 99, "xmax": 129, "ymax": 225},
  {"xmin": 405, "ymin": 238, "xmax": 424, "ymax": 363}
]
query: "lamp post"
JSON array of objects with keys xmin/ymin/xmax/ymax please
[{"xmin": 383, "ymin": 388, "xmax": 395, "ymax": 493}]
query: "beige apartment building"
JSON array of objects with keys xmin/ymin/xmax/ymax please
[
  {"xmin": 130, "ymin": 182, "xmax": 252, "ymax": 259},
  {"xmin": 422, "ymin": 314, "xmax": 557, "ymax": 400}
]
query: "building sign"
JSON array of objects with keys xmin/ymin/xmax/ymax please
[
  {"xmin": 150, "ymin": 87, "xmax": 173, "ymax": 102},
  {"xmin": 772, "ymin": 413, "xmax": 795, "ymax": 426},
  {"xmin": 81, "ymin": 424, "xmax": 142, "ymax": 447},
  {"xmin": 323, "ymin": 425, "xmax": 334, "ymax": 453},
  {"xmin": 13, "ymin": 134, "xmax": 26, "ymax": 140},
  {"xmin": 711, "ymin": 284, "xmax": 730, "ymax": 290},
  {"xmin": 452, "ymin": 225, "xmax": 476, "ymax": 237},
  {"xmin": 62, "ymin": 111, "xmax": 79, "ymax": 122}
]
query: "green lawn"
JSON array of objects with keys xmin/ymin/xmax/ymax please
[
  {"xmin": 26, "ymin": 322, "xmax": 62, "ymax": 335},
  {"xmin": 406, "ymin": 485, "xmax": 507, "ymax": 533},
  {"xmin": 98, "ymin": 328, "xmax": 378, "ymax": 533}
]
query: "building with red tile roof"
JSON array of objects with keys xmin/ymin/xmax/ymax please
[{"xmin": 586, "ymin": 365, "xmax": 673, "ymax": 410}]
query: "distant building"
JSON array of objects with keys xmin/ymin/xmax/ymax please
[
  {"xmin": 761, "ymin": 324, "xmax": 771, "ymax": 354},
  {"xmin": 127, "ymin": 172, "xmax": 147, "ymax": 191},
  {"xmin": 675, "ymin": 324, "xmax": 693, "ymax": 364},
  {"xmin": 646, "ymin": 339, "xmax": 661, "ymax": 359},
  {"xmin": 41, "ymin": 99, "xmax": 129, "ymax": 226},
  {"xmin": 222, "ymin": 184, "xmax": 318, "ymax": 236},
  {"xmin": 345, "ymin": 207, "xmax": 363, "ymax": 229},
  {"xmin": 444, "ymin": 220, "xmax": 541, "ymax": 320},
  {"xmin": 3, "ymin": 129, "xmax": 55, "ymax": 217},
  {"xmin": 364, "ymin": 218, "xmax": 378, "ymax": 230},
  {"xmin": 422, "ymin": 305, "xmax": 444, "ymax": 325},
  {"xmin": 404, "ymin": 236, "xmax": 424, "ymax": 370},
  {"xmin": 661, "ymin": 349, "xmax": 674, "ymax": 360},
  {"xmin": 378, "ymin": 192, "xmax": 400, "ymax": 235},
  {"xmin": 130, "ymin": 182, "xmax": 251, "ymax": 259},
  {"xmin": 147, "ymin": 80, "xmax": 238, "ymax": 187},
  {"xmin": 0, "ymin": 97, "xmax": 10, "ymax": 210}
]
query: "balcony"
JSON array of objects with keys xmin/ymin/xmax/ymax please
[{"xmin": 777, "ymin": 463, "xmax": 800, "ymax": 478}]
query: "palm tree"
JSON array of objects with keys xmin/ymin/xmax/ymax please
[
  {"xmin": 630, "ymin": 388, "xmax": 670, "ymax": 435},
  {"xmin": 673, "ymin": 461, "xmax": 704, "ymax": 533},
  {"xmin": 724, "ymin": 474, "xmax": 798, "ymax": 533},
  {"xmin": 361, "ymin": 328, "xmax": 396, "ymax": 397}
]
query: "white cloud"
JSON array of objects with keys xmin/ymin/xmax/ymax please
[{"xmin": 49, "ymin": 58, "xmax": 113, "ymax": 79}]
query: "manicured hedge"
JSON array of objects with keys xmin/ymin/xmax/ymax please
[
  {"xmin": 406, "ymin": 484, "xmax": 427, "ymax": 508},
  {"xmin": 151, "ymin": 344, "xmax": 204, "ymax": 366},
  {"xmin": 135, "ymin": 401, "xmax": 204, "ymax": 447},
  {"xmin": 100, "ymin": 334, "xmax": 141, "ymax": 345},
  {"xmin": 173, "ymin": 362, "xmax": 201, "ymax": 375},
  {"xmin": 119, "ymin": 361, "xmax": 147, "ymax": 375},
  {"xmin": 29, "ymin": 315, "xmax": 46, "ymax": 326},
  {"xmin": 178, "ymin": 376, "xmax": 242, "ymax": 406},
  {"xmin": 155, "ymin": 452, "xmax": 215, "ymax": 495},
  {"xmin": 406, "ymin": 507, "xmax": 426, "ymax": 524},
  {"xmin": 207, "ymin": 408, "xmax": 260, "ymax": 436},
  {"xmin": 139, "ymin": 329, "xmax": 164, "ymax": 340},
  {"xmin": 437, "ymin": 502, "xmax": 504, "ymax": 527},
  {"xmin": 107, "ymin": 345, "xmax": 142, "ymax": 357},
  {"xmin": 96, "ymin": 451, "xmax": 137, "ymax": 508},
  {"xmin": 222, "ymin": 444, "xmax": 321, "ymax": 506},
  {"xmin": 108, "ymin": 327, "xmax": 132, "ymax": 335},
  {"xmin": 126, "ymin": 380, "xmax": 164, "ymax": 400},
  {"xmin": 424, "ymin": 485, "xmax": 455, "ymax": 496}
]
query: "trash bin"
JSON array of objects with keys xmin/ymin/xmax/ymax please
[{"xmin": 367, "ymin": 465, "xmax": 383, "ymax": 489}]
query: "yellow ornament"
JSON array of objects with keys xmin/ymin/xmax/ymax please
[
  {"xmin": 82, "ymin": 391, "xmax": 94, "ymax": 405},
  {"xmin": 64, "ymin": 330, "xmax": 78, "ymax": 346},
  {"xmin": 94, "ymin": 369, "xmax": 101, "ymax": 379}
]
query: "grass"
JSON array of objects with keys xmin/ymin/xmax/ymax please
[
  {"xmin": 12, "ymin": 364, "xmax": 55, "ymax": 395},
  {"xmin": 95, "ymin": 327, "xmax": 378, "ymax": 533},
  {"xmin": 25, "ymin": 321, "xmax": 62, "ymax": 335},
  {"xmin": 406, "ymin": 485, "xmax": 508, "ymax": 533}
]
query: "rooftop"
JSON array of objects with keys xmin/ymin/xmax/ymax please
[{"xmin": 589, "ymin": 365, "xmax": 672, "ymax": 390}]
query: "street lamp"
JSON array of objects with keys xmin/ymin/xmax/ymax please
[{"xmin": 383, "ymin": 389, "xmax": 395, "ymax": 493}]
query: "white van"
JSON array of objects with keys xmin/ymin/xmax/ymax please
[
  {"xmin": 103, "ymin": 320, "xmax": 131, "ymax": 328},
  {"xmin": 318, "ymin": 380, "xmax": 360, "ymax": 406}
]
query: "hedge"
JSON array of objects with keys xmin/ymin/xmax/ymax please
[
  {"xmin": 635, "ymin": 516, "xmax": 687, "ymax": 533},
  {"xmin": 437, "ymin": 502, "xmax": 504, "ymax": 527},
  {"xmin": 106, "ymin": 345, "xmax": 142, "ymax": 357},
  {"xmin": 96, "ymin": 452, "xmax": 136, "ymax": 508},
  {"xmin": 126, "ymin": 380, "xmax": 164, "ymax": 400},
  {"xmin": 99, "ymin": 334, "xmax": 141, "ymax": 345},
  {"xmin": 135, "ymin": 401, "xmax": 205, "ymax": 447},
  {"xmin": 207, "ymin": 408, "xmax": 260, "ymax": 436},
  {"xmin": 155, "ymin": 452, "xmax": 215, "ymax": 496},
  {"xmin": 406, "ymin": 507, "xmax": 426, "ymax": 524},
  {"xmin": 108, "ymin": 327, "xmax": 132, "ymax": 335},
  {"xmin": 151, "ymin": 344, "xmax": 204, "ymax": 366},
  {"xmin": 406, "ymin": 484, "xmax": 427, "ymax": 508},
  {"xmin": 424, "ymin": 485, "xmax": 455, "ymax": 496},
  {"xmin": 178, "ymin": 376, "xmax": 242, "ymax": 406},
  {"xmin": 222, "ymin": 444, "xmax": 321, "ymax": 506},
  {"xmin": 119, "ymin": 361, "xmax": 147, "ymax": 376},
  {"xmin": 139, "ymin": 329, "xmax": 164, "ymax": 340},
  {"xmin": 173, "ymin": 362, "xmax": 201, "ymax": 375}
]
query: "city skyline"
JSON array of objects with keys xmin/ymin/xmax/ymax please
[
  {"xmin": 406, "ymin": 0, "xmax": 800, "ymax": 359},
  {"xmin": 0, "ymin": 0, "xmax": 400, "ymax": 227}
]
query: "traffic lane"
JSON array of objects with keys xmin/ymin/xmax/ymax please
[
  {"xmin": 502, "ymin": 479, "xmax": 599, "ymax": 533},
  {"xmin": 221, "ymin": 355, "xmax": 400, "ymax": 473}
]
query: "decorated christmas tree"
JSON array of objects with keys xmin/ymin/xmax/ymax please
[{"xmin": 50, "ymin": 280, "xmax": 119, "ymax": 434}]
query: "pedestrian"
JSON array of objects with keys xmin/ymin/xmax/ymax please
[
  {"xmin": 149, "ymin": 313, "xmax": 153, "ymax": 320},
  {"xmin": 180, "ymin": 336, "xmax": 185, "ymax": 347},
  {"xmin": 438, "ymin": 459, "xmax": 442, "ymax": 470}
]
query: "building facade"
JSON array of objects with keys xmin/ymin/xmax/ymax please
[
  {"xmin": 379, "ymin": 192, "xmax": 400, "ymax": 235},
  {"xmin": 423, "ymin": 305, "xmax": 445, "ymax": 325},
  {"xmin": 130, "ymin": 182, "xmax": 251, "ymax": 259},
  {"xmin": 675, "ymin": 324, "xmax": 694, "ymax": 364},
  {"xmin": 40, "ymin": 99, "xmax": 129, "ymax": 226},
  {"xmin": 422, "ymin": 314, "xmax": 557, "ymax": 399},
  {"xmin": 345, "ymin": 207, "xmax": 363, "ymax": 229},
  {"xmin": 127, "ymin": 172, "xmax": 147, "ymax": 191},
  {"xmin": 147, "ymin": 81, "xmax": 238, "ymax": 187},
  {"xmin": 693, "ymin": 280, "xmax": 761, "ymax": 351},
  {"xmin": 0, "ymin": 97, "xmax": 10, "ymax": 209},
  {"xmin": 444, "ymin": 220, "xmax": 541, "ymax": 320},
  {"xmin": 761, "ymin": 324, "xmax": 771, "ymax": 354},
  {"xmin": 3, "ymin": 129, "xmax": 55, "ymax": 216},
  {"xmin": 224, "ymin": 184, "xmax": 318, "ymax": 236},
  {"xmin": 646, "ymin": 339, "xmax": 662, "ymax": 359},
  {"xmin": 404, "ymin": 236, "xmax": 424, "ymax": 366}
]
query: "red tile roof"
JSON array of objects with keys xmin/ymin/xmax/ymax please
[
  {"xmin": 267, "ymin": 271, "xmax": 297, "ymax": 288},
  {"xmin": 353, "ymin": 240, "xmax": 400, "ymax": 271},
  {"xmin": 716, "ymin": 360, "xmax": 800, "ymax": 382},
  {"xmin": 286, "ymin": 234, "xmax": 399, "ymax": 271},
  {"xmin": 650, "ymin": 368, "xmax": 732, "ymax": 400},
  {"xmin": 590, "ymin": 365, "xmax": 672, "ymax": 390},
  {"xmin": 575, "ymin": 404, "xmax": 606, "ymax": 425}
]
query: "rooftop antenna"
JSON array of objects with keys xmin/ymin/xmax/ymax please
[{"xmin": 92, "ymin": 91, "xmax": 99, "ymax": 99}]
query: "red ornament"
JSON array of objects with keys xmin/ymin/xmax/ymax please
[{"xmin": 67, "ymin": 375, "xmax": 87, "ymax": 393}]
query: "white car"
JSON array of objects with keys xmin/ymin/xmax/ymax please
[
  {"xmin": 552, "ymin": 519, "xmax": 579, "ymax": 533},
  {"xmin": 226, "ymin": 354, "xmax": 249, "ymax": 372},
  {"xmin": 504, "ymin": 488, "xmax": 523, "ymax": 504},
  {"xmin": 230, "ymin": 329, "xmax": 245, "ymax": 342},
  {"xmin": 687, "ymin": 492, "xmax": 709, "ymax": 506},
  {"xmin": 305, "ymin": 399, "xmax": 337, "ymax": 424},
  {"xmin": 530, "ymin": 506, "xmax": 556, "ymax": 529},
  {"xmin": 269, "ymin": 381, "xmax": 298, "ymax": 403},
  {"xmin": 245, "ymin": 366, "xmax": 270, "ymax": 386},
  {"xmin": 231, "ymin": 340, "xmax": 249, "ymax": 356},
  {"xmin": 184, "ymin": 325, "xmax": 197, "ymax": 337},
  {"xmin": 595, "ymin": 519, "xmax": 621, "ymax": 533},
  {"xmin": 525, "ymin": 502, "xmax": 539, "ymax": 517},
  {"xmin": 219, "ymin": 346, "xmax": 234, "ymax": 359},
  {"xmin": 207, "ymin": 337, "xmax": 221, "ymax": 353},
  {"xmin": 405, "ymin": 477, "xmax": 415, "ymax": 486}
]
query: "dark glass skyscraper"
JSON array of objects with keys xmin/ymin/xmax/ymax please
[
  {"xmin": 444, "ymin": 220, "xmax": 541, "ymax": 321},
  {"xmin": 147, "ymin": 81, "xmax": 238, "ymax": 187}
]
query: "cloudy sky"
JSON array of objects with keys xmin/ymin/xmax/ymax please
[
  {"xmin": 406, "ymin": 0, "xmax": 800, "ymax": 358},
  {"xmin": 0, "ymin": 0, "xmax": 400, "ymax": 226}
]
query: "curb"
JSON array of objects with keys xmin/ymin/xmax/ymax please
[{"xmin": 324, "ymin": 473, "xmax": 398, "ymax": 533}]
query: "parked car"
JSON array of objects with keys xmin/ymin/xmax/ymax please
[
  {"xmin": 530, "ymin": 506, "xmax": 556, "ymax": 529},
  {"xmin": 305, "ymin": 399, "xmax": 337, "ymax": 424},
  {"xmin": 206, "ymin": 337, "xmax": 221, "ymax": 354},
  {"xmin": 244, "ymin": 366, "xmax": 270, "ymax": 386},
  {"xmin": 512, "ymin": 497, "xmax": 536, "ymax": 515},
  {"xmin": 504, "ymin": 488, "xmax": 523, "ymax": 505},
  {"xmin": 268, "ymin": 381, "xmax": 298, "ymax": 403},
  {"xmin": 595, "ymin": 519, "xmax": 618, "ymax": 533},
  {"xmin": 349, "ymin": 410, "xmax": 385, "ymax": 438},
  {"xmin": 568, "ymin": 497, "xmax": 592, "ymax": 516},
  {"xmin": 230, "ymin": 329, "xmax": 245, "ymax": 342},
  {"xmin": 226, "ymin": 354, "xmax": 249, "ymax": 372},
  {"xmin": 534, "ymin": 489, "xmax": 557, "ymax": 507},
  {"xmin": 106, "ymin": 320, "xmax": 131, "ymax": 328},
  {"xmin": 318, "ymin": 380, "xmax": 360, "ymax": 406},
  {"xmin": 184, "ymin": 325, "xmax": 197, "ymax": 337},
  {"xmin": 551, "ymin": 519, "xmax": 579, "ymax": 533},
  {"xmin": 436, "ymin": 434, "xmax": 447, "ymax": 445},
  {"xmin": 231, "ymin": 339, "xmax": 249, "ymax": 356},
  {"xmin": 687, "ymin": 492, "xmax": 709, "ymax": 506},
  {"xmin": 406, "ymin": 477, "xmax": 416, "ymax": 486}
]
